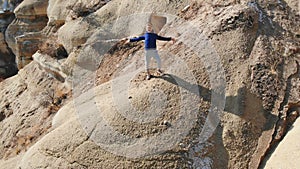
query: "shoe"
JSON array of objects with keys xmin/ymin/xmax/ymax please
[
  {"xmin": 157, "ymin": 69, "xmax": 164, "ymax": 76},
  {"xmin": 146, "ymin": 74, "xmax": 151, "ymax": 80}
]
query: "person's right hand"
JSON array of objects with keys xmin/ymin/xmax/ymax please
[
  {"xmin": 171, "ymin": 37, "xmax": 176, "ymax": 44},
  {"xmin": 121, "ymin": 38, "xmax": 130, "ymax": 44},
  {"xmin": 121, "ymin": 37, "xmax": 128, "ymax": 41}
]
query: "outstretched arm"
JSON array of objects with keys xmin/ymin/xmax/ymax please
[
  {"xmin": 157, "ymin": 35, "xmax": 172, "ymax": 41},
  {"xmin": 129, "ymin": 36, "xmax": 145, "ymax": 42},
  {"xmin": 157, "ymin": 35, "xmax": 176, "ymax": 43}
]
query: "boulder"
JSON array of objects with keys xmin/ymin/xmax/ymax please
[
  {"xmin": 5, "ymin": 0, "xmax": 48, "ymax": 69},
  {"xmin": 32, "ymin": 52, "xmax": 67, "ymax": 82},
  {"xmin": 47, "ymin": 0, "xmax": 108, "ymax": 27},
  {"xmin": 13, "ymin": 0, "xmax": 47, "ymax": 17}
]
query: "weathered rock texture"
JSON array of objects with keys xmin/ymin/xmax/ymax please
[
  {"xmin": 264, "ymin": 117, "xmax": 300, "ymax": 169},
  {"xmin": 5, "ymin": 0, "xmax": 48, "ymax": 69},
  {"xmin": 0, "ymin": 61, "xmax": 70, "ymax": 160},
  {"xmin": 0, "ymin": 11, "xmax": 17, "ymax": 78},
  {"xmin": 0, "ymin": 0, "xmax": 299, "ymax": 168}
]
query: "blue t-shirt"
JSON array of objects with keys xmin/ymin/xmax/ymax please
[{"xmin": 130, "ymin": 32, "xmax": 171, "ymax": 50}]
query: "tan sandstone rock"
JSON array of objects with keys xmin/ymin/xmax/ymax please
[
  {"xmin": 0, "ymin": 11, "xmax": 17, "ymax": 78},
  {"xmin": 5, "ymin": 0, "xmax": 48, "ymax": 69},
  {"xmin": 0, "ymin": 0, "xmax": 299, "ymax": 168}
]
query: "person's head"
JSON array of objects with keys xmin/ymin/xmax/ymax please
[{"xmin": 146, "ymin": 23, "xmax": 153, "ymax": 33}]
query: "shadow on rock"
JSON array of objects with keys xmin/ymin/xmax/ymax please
[{"xmin": 156, "ymin": 73, "xmax": 278, "ymax": 132}]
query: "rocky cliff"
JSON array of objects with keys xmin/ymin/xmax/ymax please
[
  {"xmin": 0, "ymin": 11, "xmax": 17, "ymax": 79},
  {"xmin": 0, "ymin": 0, "xmax": 22, "ymax": 78},
  {"xmin": 0, "ymin": 0, "xmax": 299, "ymax": 168}
]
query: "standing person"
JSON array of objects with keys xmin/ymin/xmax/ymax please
[{"xmin": 126, "ymin": 23, "xmax": 175, "ymax": 80}]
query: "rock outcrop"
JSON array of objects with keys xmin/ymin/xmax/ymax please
[
  {"xmin": 5, "ymin": 0, "xmax": 48, "ymax": 69},
  {"xmin": 0, "ymin": 0, "xmax": 299, "ymax": 168},
  {"xmin": 0, "ymin": 11, "xmax": 17, "ymax": 78},
  {"xmin": 0, "ymin": 61, "xmax": 70, "ymax": 160},
  {"xmin": 32, "ymin": 52, "xmax": 67, "ymax": 82},
  {"xmin": 57, "ymin": 0, "xmax": 188, "ymax": 53},
  {"xmin": 264, "ymin": 117, "xmax": 300, "ymax": 169}
]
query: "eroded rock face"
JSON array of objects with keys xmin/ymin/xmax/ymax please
[
  {"xmin": 0, "ymin": 61, "xmax": 70, "ymax": 160},
  {"xmin": 0, "ymin": 11, "xmax": 17, "ymax": 78},
  {"xmin": 285, "ymin": 0, "xmax": 300, "ymax": 14},
  {"xmin": 5, "ymin": 0, "xmax": 48, "ymax": 69},
  {"xmin": 57, "ymin": 0, "xmax": 189, "ymax": 53},
  {"xmin": 0, "ymin": 0, "xmax": 299, "ymax": 168},
  {"xmin": 12, "ymin": 82, "xmax": 195, "ymax": 169},
  {"xmin": 32, "ymin": 52, "xmax": 67, "ymax": 83},
  {"xmin": 47, "ymin": 0, "xmax": 109, "ymax": 27}
]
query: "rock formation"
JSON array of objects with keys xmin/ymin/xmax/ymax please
[
  {"xmin": 0, "ymin": 11, "xmax": 17, "ymax": 78},
  {"xmin": 5, "ymin": 0, "xmax": 48, "ymax": 69},
  {"xmin": 0, "ymin": 0, "xmax": 299, "ymax": 168}
]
